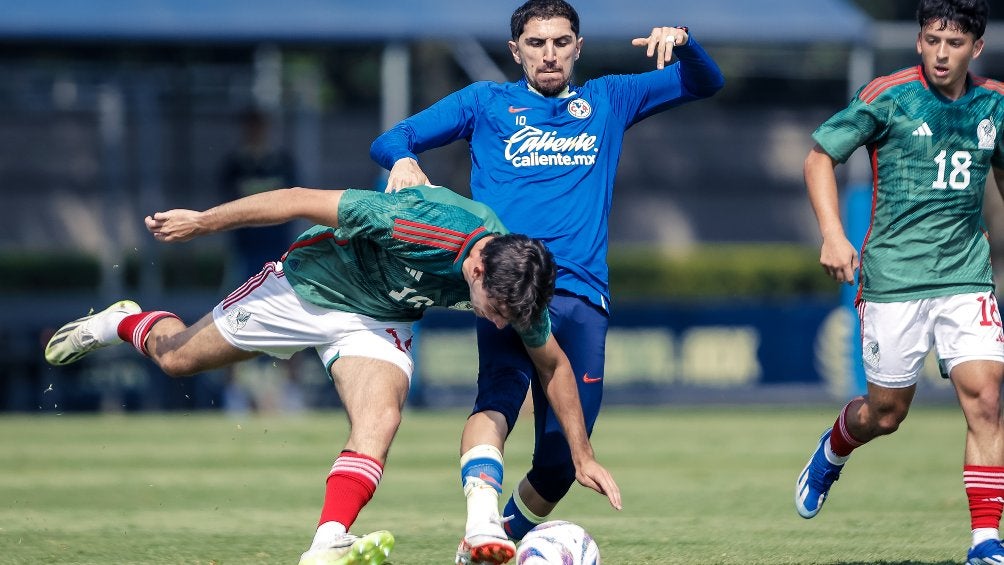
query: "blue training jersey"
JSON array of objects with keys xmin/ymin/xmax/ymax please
[{"xmin": 371, "ymin": 37, "xmax": 723, "ymax": 311}]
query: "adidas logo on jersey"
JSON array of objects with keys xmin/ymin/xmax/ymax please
[{"xmin": 911, "ymin": 122, "xmax": 933, "ymax": 137}]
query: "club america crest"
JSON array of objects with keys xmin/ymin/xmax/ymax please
[
  {"xmin": 978, "ymin": 118, "xmax": 996, "ymax": 150},
  {"xmin": 567, "ymin": 98, "xmax": 592, "ymax": 119}
]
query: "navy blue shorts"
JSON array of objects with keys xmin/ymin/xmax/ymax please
[{"xmin": 472, "ymin": 291, "xmax": 608, "ymax": 501}]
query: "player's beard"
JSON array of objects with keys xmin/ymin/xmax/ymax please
[
  {"xmin": 529, "ymin": 68, "xmax": 569, "ymax": 97},
  {"xmin": 530, "ymin": 77, "xmax": 569, "ymax": 97}
]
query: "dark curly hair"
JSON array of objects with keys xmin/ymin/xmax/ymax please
[
  {"xmin": 917, "ymin": 0, "xmax": 989, "ymax": 39},
  {"xmin": 480, "ymin": 234, "xmax": 555, "ymax": 332},
  {"xmin": 510, "ymin": 0, "xmax": 580, "ymax": 41}
]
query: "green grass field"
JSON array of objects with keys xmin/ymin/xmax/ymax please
[{"xmin": 0, "ymin": 405, "xmax": 972, "ymax": 564}]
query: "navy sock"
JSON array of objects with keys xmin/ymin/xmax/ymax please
[{"xmin": 502, "ymin": 491, "xmax": 543, "ymax": 541}]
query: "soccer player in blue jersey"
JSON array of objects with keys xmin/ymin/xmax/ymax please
[
  {"xmin": 370, "ymin": 1, "xmax": 724, "ymax": 562},
  {"xmin": 793, "ymin": 1, "xmax": 1004, "ymax": 563},
  {"xmin": 43, "ymin": 185, "xmax": 621, "ymax": 565}
]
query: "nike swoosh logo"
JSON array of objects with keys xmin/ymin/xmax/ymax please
[
  {"xmin": 508, "ymin": 106, "xmax": 531, "ymax": 113},
  {"xmin": 582, "ymin": 373, "xmax": 602, "ymax": 384},
  {"xmin": 478, "ymin": 472, "xmax": 502, "ymax": 489}
]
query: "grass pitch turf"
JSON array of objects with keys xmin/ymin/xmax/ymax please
[{"xmin": 0, "ymin": 405, "xmax": 969, "ymax": 564}]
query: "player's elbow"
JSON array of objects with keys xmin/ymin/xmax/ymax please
[
  {"xmin": 683, "ymin": 71, "xmax": 725, "ymax": 98},
  {"xmin": 698, "ymin": 71, "xmax": 722, "ymax": 97},
  {"xmin": 804, "ymin": 146, "xmax": 835, "ymax": 178},
  {"xmin": 699, "ymin": 72, "xmax": 725, "ymax": 97}
]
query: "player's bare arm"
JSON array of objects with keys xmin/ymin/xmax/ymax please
[
  {"xmin": 145, "ymin": 187, "xmax": 345, "ymax": 242},
  {"xmin": 526, "ymin": 336, "xmax": 623, "ymax": 511},
  {"xmin": 631, "ymin": 26, "xmax": 689, "ymax": 69},
  {"xmin": 804, "ymin": 145, "xmax": 858, "ymax": 284},
  {"xmin": 386, "ymin": 157, "xmax": 431, "ymax": 193}
]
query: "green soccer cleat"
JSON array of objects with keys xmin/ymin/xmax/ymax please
[
  {"xmin": 44, "ymin": 300, "xmax": 141, "ymax": 366},
  {"xmin": 299, "ymin": 530, "xmax": 395, "ymax": 565}
]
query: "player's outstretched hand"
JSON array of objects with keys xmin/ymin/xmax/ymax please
[
  {"xmin": 145, "ymin": 209, "xmax": 204, "ymax": 242},
  {"xmin": 386, "ymin": 157, "xmax": 431, "ymax": 193},
  {"xmin": 575, "ymin": 459, "xmax": 623, "ymax": 511},
  {"xmin": 631, "ymin": 26, "xmax": 689, "ymax": 69}
]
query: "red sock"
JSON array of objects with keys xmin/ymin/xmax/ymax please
[
  {"xmin": 319, "ymin": 450, "xmax": 383, "ymax": 528},
  {"xmin": 117, "ymin": 311, "xmax": 179, "ymax": 356},
  {"xmin": 829, "ymin": 400, "xmax": 866, "ymax": 457},
  {"xmin": 965, "ymin": 465, "xmax": 1004, "ymax": 531}
]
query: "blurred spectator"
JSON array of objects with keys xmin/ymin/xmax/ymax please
[
  {"xmin": 219, "ymin": 107, "xmax": 299, "ymax": 283},
  {"xmin": 218, "ymin": 107, "xmax": 306, "ymax": 415}
]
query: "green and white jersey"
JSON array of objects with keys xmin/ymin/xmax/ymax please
[
  {"xmin": 814, "ymin": 66, "xmax": 1004, "ymax": 302},
  {"xmin": 280, "ymin": 185, "xmax": 551, "ymax": 347}
]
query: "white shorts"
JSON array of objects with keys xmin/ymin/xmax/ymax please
[
  {"xmin": 858, "ymin": 291, "xmax": 1004, "ymax": 388},
  {"xmin": 212, "ymin": 262, "xmax": 415, "ymax": 379}
]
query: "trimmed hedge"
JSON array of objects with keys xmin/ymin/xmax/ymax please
[
  {"xmin": 0, "ymin": 251, "xmax": 103, "ymax": 291},
  {"xmin": 608, "ymin": 244, "xmax": 837, "ymax": 300},
  {"xmin": 0, "ymin": 250, "xmax": 225, "ymax": 292},
  {"xmin": 0, "ymin": 244, "xmax": 837, "ymax": 299}
]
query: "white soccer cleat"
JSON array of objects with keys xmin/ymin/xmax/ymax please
[
  {"xmin": 455, "ymin": 515, "xmax": 516, "ymax": 565},
  {"xmin": 44, "ymin": 300, "xmax": 141, "ymax": 366},
  {"xmin": 298, "ymin": 530, "xmax": 394, "ymax": 565}
]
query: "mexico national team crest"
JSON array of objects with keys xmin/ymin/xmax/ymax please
[
  {"xmin": 978, "ymin": 119, "xmax": 997, "ymax": 150},
  {"xmin": 567, "ymin": 98, "xmax": 591, "ymax": 119},
  {"xmin": 224, "ymin": 306, "xmax": 252, "ymax": 334},
  {"xmin": 863, "ymin": 341, "xmax": 880, "ymax": 368}
]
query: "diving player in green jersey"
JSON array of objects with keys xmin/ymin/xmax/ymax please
[
  {"xmin": 42, "ymin": 185, "xmax": 622, "ymax": 565},
  {"xmin": 794, "ymin": 1, "xmax": 1004, "ymax": 563}
]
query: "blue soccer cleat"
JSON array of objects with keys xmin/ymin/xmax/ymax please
[
  {"xmin": 795, "ymin": 429, "xmax": 844, "ymax": 519},
  {"xmin": 968, "ymin": 539, "xmax": 1004, "ymax": 565}
]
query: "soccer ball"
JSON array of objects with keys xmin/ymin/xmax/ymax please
[{"xmin": 515, "ymin": 520, "xmax": 600, "ymax": 564}]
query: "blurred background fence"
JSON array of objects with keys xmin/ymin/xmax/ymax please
[{"xmin": 2, "ymin": 0, "xmax": 1003, "ymax": 413}]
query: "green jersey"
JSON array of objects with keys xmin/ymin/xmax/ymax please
[
  {"xmin": 280, "ymin": 185, "xmax": 551, "ymax": 347},
  {"xmin": 814, "ymin": 66, "xmax": 1004, "ymax": 302}
]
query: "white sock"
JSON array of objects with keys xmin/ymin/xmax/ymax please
[
  {"xmin": 461, "ymin": 445, "xmax": 504, "ymax": 537},
  {"xmin": 824, "ymin": 439, "xmax": 849, "ymax": 465},
  {"xmin": 309, "ymin": 521, "xmax": 347, "ymax": 551},
  {"xmin": 465, "ymin": 478, "xmax": 501, "ymax": 536},
  {"xmin": 94, "ymin": 308, "xmax": 131, "ymax": 344},
  {"xmin": 973, "ymin": 528, "xmax": 999, "ymax": 547}
]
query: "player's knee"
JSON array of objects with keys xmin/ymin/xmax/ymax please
[
  {"xmin": 976, "ymin": 386, "xmax": 1002, "ymax": 413},
  {"xmin": 527, "ymin": 464, "xmax": 575, "ymax": 502},
  {"xmin": 373, "ymin": 406, "xmax": 402, "ymax": 432},
  {"xmin": 475, "ymin": 406, "xmax": 518, "ymax": 434},
  {"xmin": 473, "ymin": 367, "xmax": 531, "ymax": 433},
  {"xmin": 964, "ymin": 389, "xmax": 1002, "ymax": 426},
  {"xmin": 874, "ymin": 409, "xmax": 908, "ymax": 435}
]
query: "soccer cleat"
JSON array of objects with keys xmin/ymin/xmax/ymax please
[
  {"xmin": 298, "ymin": 530, "xmax": 395, "ymax": 565},
  {"xmin": 968, "ymin": 539, "xmax": 1004, "ymax": 565},
  {"xmin": 795, "ymin": 429, "xmax": 844, "ymax": 519},
  {"xmin": 455, "ymin": 537, "xmax": 516, "ymax": 565},
  {"xmin": 454, "ymin": 515, "xmax": 516, "ymax": 565},
  {"xmin": 44, "ymin": 300, "xmax": 141, "ymax": 366}
]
